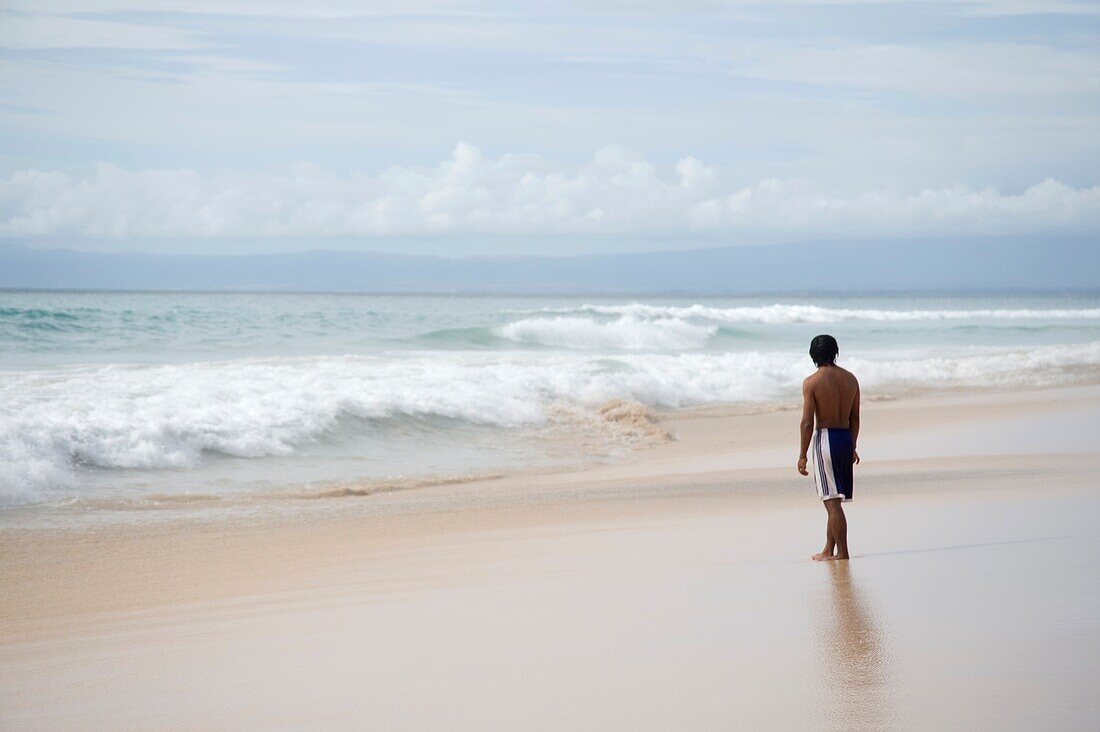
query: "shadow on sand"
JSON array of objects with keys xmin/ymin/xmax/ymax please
[{"xmin": 817, "ymin": 561, "xmax": 894, "ymax": 731}]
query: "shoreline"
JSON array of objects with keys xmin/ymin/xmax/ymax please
[
  {"xmin": 4, "ymin": 384, "xmax": 1099, "ymax": 621},
  {"xmin": 3, "ymin": 380, "xmax": 1099, "ymax": 530},
  {"xmin": 3, "ymin": 383, "xmax": 1100, "ymax": 728}
]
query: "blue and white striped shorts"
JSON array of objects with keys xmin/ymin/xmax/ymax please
[{"xmin": 812, "ymin": 427, "xmax": 854, "ymax": 502}]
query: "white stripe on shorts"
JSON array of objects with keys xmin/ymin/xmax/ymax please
[{"xmin": 813, "ymin": 428, "xmax": 834, "ymax": 499}]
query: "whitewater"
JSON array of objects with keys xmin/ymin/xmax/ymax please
[{"xmin": 3, "ymin": 291, "xmax": 1100, "ymax": 510}]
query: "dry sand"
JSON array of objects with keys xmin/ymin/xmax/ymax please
[{"xmin": 2, "ymin": 385, "xmax": 1100, "ymax": 730}]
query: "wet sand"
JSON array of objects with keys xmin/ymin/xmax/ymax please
[{"xmin": 2, "ymin": 386, "xmax": 1100, "ymax": 730}]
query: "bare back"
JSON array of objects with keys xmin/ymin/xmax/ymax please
[{"xmin": 804, "ymin": 365, "xmax": 860, "ymax": 429}]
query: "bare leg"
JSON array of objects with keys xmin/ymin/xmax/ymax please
[
  {"xmin": 812, "ymin": 501, "xmax": 836, "ymax": 561},
  {"xmin": 825, "ymin": 498, "xmax": 849, "ymax": 560}
]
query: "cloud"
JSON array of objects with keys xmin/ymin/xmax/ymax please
[
  {"xmin": 2, "ymin": 2, "xmax": 1097, "ymax": 196},
  {"xmin": 735, "ymin": 42, "xmax": 1100, "ymax": 100},
  {"xmin": 0, "ymin": 12, "xmax": 201, "ymax": 50},
  {"xmin": 1, "ymin": 144, "xmax": 1097, "ymax": 244}
]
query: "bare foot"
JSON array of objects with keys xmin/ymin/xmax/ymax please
[{"xmin": 811, "ymin": 551, "xmax": 834, "ymax": 561}]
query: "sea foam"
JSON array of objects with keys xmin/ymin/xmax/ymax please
[
  {"xmin": 494, "ymin": 315, "xmax": 717, "ymax": 350},
  {"xmin": 3, "ymin": 341, "xmax": 1100, "ymax": 506},
  {"xmin": 518, "ymin": 303, "xmax": 1100, "ymax": 324}
]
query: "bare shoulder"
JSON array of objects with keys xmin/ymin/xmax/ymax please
[
  {"xmin": 837, "ymin": 366, "xmax": 860, "ymax": 388},
  {"xmin": 803, "ymin": 371, "xmax": 820, "ymax": 389}
]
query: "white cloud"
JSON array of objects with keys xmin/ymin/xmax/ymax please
[
  {"xmin": 2, "ymin": 144, "xmax": 1096, "ymax": 244},
  {"xmin": 2, "ymin": 2, "xmax": 1097, "ymax": 196}
]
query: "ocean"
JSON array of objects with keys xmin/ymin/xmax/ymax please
[{"xmin": 2, "ymin": 290, "xmax": 1099, "ymax": 515}]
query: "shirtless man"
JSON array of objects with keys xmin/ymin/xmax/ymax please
[{"xmin": 797, "ymin": 334, "xmax": 861, "ymax": 561}]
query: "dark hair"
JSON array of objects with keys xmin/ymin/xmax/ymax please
[{"xmin": 809, "ymin": 334, "xmax": 839, "ymax": 367}]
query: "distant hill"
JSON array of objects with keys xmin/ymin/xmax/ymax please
[{"xmin": 0, "ymin": 237, "xmax": 1096, "ymax": 293}]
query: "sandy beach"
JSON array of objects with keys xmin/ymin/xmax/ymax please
[
  {"xmin": 3, "ymin": 384, "xmax": 1100, "ymax": 730},
  {"xmin": 5, "ymin": 0, "xmax": 1098, "ymax": 727}
]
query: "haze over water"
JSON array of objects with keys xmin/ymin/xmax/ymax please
[{"xmin": 2, "ymin": 290, "xmax": 1099, "ymax": 511}]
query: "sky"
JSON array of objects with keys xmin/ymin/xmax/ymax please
[{"xmin": 0, "ymin": 0, "xmax": 1098, "ymax": 255}]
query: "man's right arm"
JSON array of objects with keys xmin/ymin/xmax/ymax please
[{"xmin": 798, "ymin": 380, "xmax": 815, "ymax": 475}]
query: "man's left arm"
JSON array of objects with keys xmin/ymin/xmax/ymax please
[{"xmin": 849, "ymin": 382, "xmax": 861, "ymax": 464}]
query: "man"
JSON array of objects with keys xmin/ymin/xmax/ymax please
[{"xmin": 797, "ymin": 334, "xmax": 860, "ymax": 561}]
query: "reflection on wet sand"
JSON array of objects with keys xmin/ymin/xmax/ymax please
[{"xmin": 818, "ymin": 562, "xmax": 893, "ymax": 731}]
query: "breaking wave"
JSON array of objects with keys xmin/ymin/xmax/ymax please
[
  {"xmin": 3, "ymin": 341, "xmax": 1100, "ymax": 506},
  {"xmin": 516, "ymin": 303, "xmax": 1100, "ymax": 324},
  {"xmin": 493, "ymin": 315, "xmax": 718, "ymax": 350}
]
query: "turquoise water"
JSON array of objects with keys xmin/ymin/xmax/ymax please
[
  {"xmin": 2, "ymin": 291, "xmax": 1099, "ymax": 509},
  {"xmin": 5, "ymin": 292, "xmax": 1100, "ymax": 367}
]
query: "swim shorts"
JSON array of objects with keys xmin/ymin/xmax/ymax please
[{"xmin": 812, "ymin": 427, "xmax": 853, "ymax": 502}]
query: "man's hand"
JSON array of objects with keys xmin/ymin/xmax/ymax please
[
  {"xmin": 797, "ymin": 456, "xmax": 808, "ymax": 475},
  {"xmin": 853, "ymin": 450, "xmax": 860, "ymax": 465}
]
